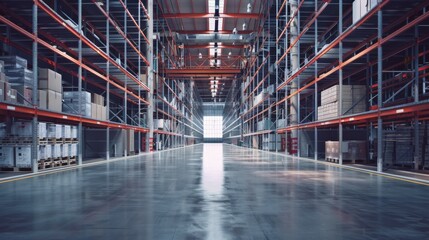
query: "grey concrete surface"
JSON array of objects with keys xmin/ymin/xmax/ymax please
[{"xmin": 0, "ymin": 143, "xmax": 428, "ymax": 240}]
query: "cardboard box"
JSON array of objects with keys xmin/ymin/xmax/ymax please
[
  {"xmin": 15, "ymin": 146, "xmax": 32, "ymax": 168},
  {"xmin": 38, "ymin": 90, "xmax": 47, "ymax": 109},
  {"xmin": 91, "ymin": 103, "xmax": 98, "ymax": 119},
  {"xmin": 6, "ymin": 84, "xmax": 18, "ymax": 104},
  {"xmin": 11, "ymin": 84, "xmax": 32, "ymax": 105},
  {"xmin": 101, "ymin": 106, "xmax": 107, "ymax": 121},
  {"xmin": 0, "ymin": 146, "xmax": 14, "ymax": 167},
  {"xmin": 38, "ymin": 68, "xmax": 62, "ymax": 93},
  {"xmin": 96, "ymin": 104, "xmax": 103, "ymax": 120},
  {"xmin": 92, "ymin": 93, "xmax": 104, "ymax": 106},
  {"xmin": 47, "ymin": 90, "xmax": 62, "ymax": 112},
  {"xmin": 140, "ymin": 74, "xmax": 148, "ymax": 86}
]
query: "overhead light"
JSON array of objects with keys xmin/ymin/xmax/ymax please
[
  {"xmin": 199, "ymin": 52, "xmax": 202, "ymax": 59},
  {"xmin": 240, "ymin": 35, "xmax": 243, "ymax": 40},
  {"xmin": 242, "ymin": 23, "xmax": 246, "ymax": 30},
  {"xmin": 247, "ymin": 3, "xmax": 252, "ymax": 13},
  {"xmin": 228, "ymin": 51, "xmax": 232, "ymax": 58},
  {"xmin": 232, "ymin": 28, "xmax": 238, "ymax": 34}
]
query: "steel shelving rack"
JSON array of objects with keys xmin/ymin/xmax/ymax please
[
  {"xmin": 273, "ymin": 0, "xmax": 429, "ymax": 172},
  {"xmin": 0, "ymin": 0, "xmax": 202, "ymax": 173},
  {"xmin": 152, "ymin": 0, "xmax": 204, "ymax": 149}
]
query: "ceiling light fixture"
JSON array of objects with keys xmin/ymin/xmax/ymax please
[
  {"xmin": 242, "ymin": 23, "xmax": 246, "ymax": 30},
  {"xmin": 247, "ymin": 3, "xmax": 252, "ymax": 13}
]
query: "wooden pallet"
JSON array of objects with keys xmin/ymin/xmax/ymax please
[{"xmin": 0, "ymin": 167, "xmax": 32, "ymax": 172}]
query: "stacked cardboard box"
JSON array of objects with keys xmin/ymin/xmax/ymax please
[
  {"xmin": 63, "ymin": 91, "xmax": 92, "ymax": 117},
  {"xmin": 0, "ymin": 56, "xmax": 29, "ymax": 105},
  {"xmin": 353, "ymin": 0, "xmax": 378, "ymax": 24},
  {"xmin": 254, "ymin": 91, "xmax": 268, "ymax": 106},
  {"xmin": 91, "ymin": 93, "xmax": 107, "ymax": 121},
  {"xmin": 38, "ymin": 68, "xmax": 63, "ymax": 112},
  {"xmin": 257, "ymin": 118, "xmax": 273, "ymax": 131},
  {"xmin": 318, "ymin": 85, "xmax": 366, "ymax": 120},
  {"xmin": 325, "ymin": 140, "xmax": 367, "ymax": 163},
  {"xmin": 154, "ymin": 119, "xmax": 165, "ymax": 129}
]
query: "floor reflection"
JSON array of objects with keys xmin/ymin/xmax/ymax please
[{"xmin": 201, "ymin": 143, "xmax": 224, "ymax": 239}]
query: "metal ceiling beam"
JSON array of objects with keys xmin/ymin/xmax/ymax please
[
  {"xmin": 162, "ymin": 13, "xmax": 262, "ymax": 19},
  {"xmin": 164, "ymin": 68, "xmax": 241, "ymax": 77},
  {"xmin": 183, "ymin": 45, "xmax": 246, "ymax": 49},
  {"xmin": 177, "ymin": 30, "xmax": 253, "ymax": 34}
]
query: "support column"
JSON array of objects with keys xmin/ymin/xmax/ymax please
[
  {"xmin": 314, "ymin": 0, "xmax": 318, "ymax": 161},
  {"xmin": 290, "ymin": 0, "xmax": 298, "ymax": 156},
  {"xmin": 338, "ymin": 0, "xmax": 344, "ymax": 165},
  {"xmin": 377, "ymin": 9, "xmax": 383, "ymax": 172},
  {"xmin": 32, "ymin": 2, "xmax": 39, "ymax": 173},
  {"xmin": 414, "ymin": 26, "xmax": 420, "ymax": 170},
  {"xmin": 77, "ymin": 0, "xmax": 83, "ymax": 165},
  {"xmin": 106, "ymin": 0, "xmax": 111, "ymax": 160},
  {"xmin": 146, "ymin": 0, "xmax": 154, "ymax": 152},
  {"xmin": 138, "ymin": 2, "xmax": 142, "ymax": 153},
  {"xmin": 123, "ymin": 0, "xmax": 128, "ymax": 157}
]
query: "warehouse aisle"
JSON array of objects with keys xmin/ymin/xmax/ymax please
[{"xmin": 1, "ymin": 144, "xmax": 428, "ymax": 240}]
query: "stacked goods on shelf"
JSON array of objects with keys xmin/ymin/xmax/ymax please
[
  {"xmin": 277, "ymin": 119, "xmax": 286, "ymax": 129},
  {"xmin": 325, "ymin": 140, "xmax": 367, "ymax": 163},
  {"xmin": 38, "ymin": 68, "xmax": 63, "ymax": 112},
  {"xmin": 0, "ymin": 56, "xmax": 29, "ymax": 105},
  {"xmin": 63, "ymin": 91, "xmax": 92, "ymax": 118},
  {"xmin": 254, "ymin": 90, "xmax": 268, "ymax": 106},
  {"xmin": 384, "ymin": 126, "xmax": 418, "ymax": 167},
  {"xmin": 0, "ymin": 120, "xmax": 78, "ymax": 169},
  {"xmin": 262, "ymin": 134, "xmax": 281, "ymax": 151},
  {"xmin": 0, "ymin": 146, "xmax": 14, "ymax": 167},
  {"xmin": 126, "ymin": 129, "xmax": 135, "ymax": 155},
  {"xmin": 253, "ymin": 85, "xmax": 274, "ymax": 106},
  {"xmin": 154, "ymin": 119, "xmax": 165, "ymax": 129},
  {"xmin": 140, "ymin": 74, "xmax": 148, "ymax": 86},
  {"xmin": 318, "ymin": 85, "xmax": 366, "ymax": 120},
  {"xmin": 353, "ymin": 0, "xmax": 379, "ymax": 24},
  {"xmin": 91, "ymin": 93, "xmax": 107, "ymax": 121},
  {"xmin": 257, "ymin": 118, "xmax": 273, "ymax": 131}
]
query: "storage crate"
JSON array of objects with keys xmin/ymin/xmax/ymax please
[{"xmin": 15, "ymin": 146, "xmax": 32, "ymax": 168}]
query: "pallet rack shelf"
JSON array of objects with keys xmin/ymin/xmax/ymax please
[{"xmin": 0, "ymin": 0, "xmax": 204, "ymax": 172}]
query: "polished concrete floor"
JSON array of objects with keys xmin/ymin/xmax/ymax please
[{"xmin": 0, "ymin": 144, "xmax": 428, "ymax": 240}]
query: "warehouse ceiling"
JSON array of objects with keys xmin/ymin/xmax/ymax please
[{"xmin": 156, "ymin": 0, "xmax": 271, "ymax": 102}]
